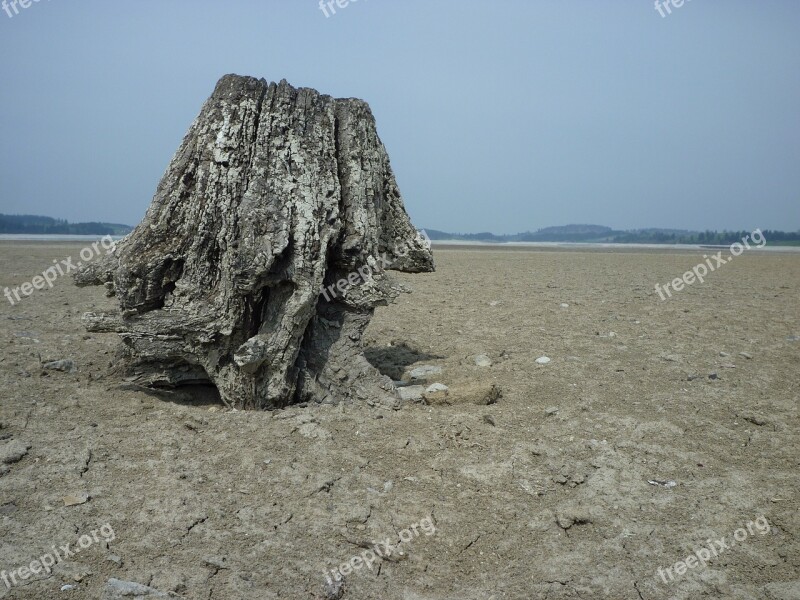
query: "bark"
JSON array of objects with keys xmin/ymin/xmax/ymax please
[{"xmin": 76, "ymin": 74, "xmax": 434, "ymax": 409}]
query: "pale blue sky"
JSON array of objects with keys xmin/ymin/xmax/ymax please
[{"xmin": 1, "ymin": 0, "xmax": 798, "ymax": 233}]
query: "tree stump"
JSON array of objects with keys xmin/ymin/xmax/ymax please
[{"xmin": 76, "ymin": 74, "xmax": 434, "ymax": 409}]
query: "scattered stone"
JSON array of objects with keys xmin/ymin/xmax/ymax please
[
  {"xmin": 63, "ymin": 492, "xmax": 90, "ymax": 507},
  {"xmin": 322, "ymin": 575, "xmax": 345, "ymax": 600},
  {"xmin": 556, "ymin": 509, "xmax": 593, "ymax": 530},
  {"xmin": 427, "ymin": 382, "xmax": 501, "ymax": 406},
  {"xmin": 482, "ymin": 415, "xmax": 496, "ymax": 426},
  {"xmin": 720, "ymin": 363, "xmax": 736, "ymax": 369},
  {"xmin": 203, "ymin": 556, "xmax": 228, "ymax": 570},
  {"xmin": 474, "ymin": 354, "xmax": 492, "ymax": 367},
  {"xmin": 687, "ymin": 374, "xmax": 699, "ymax": 381},
  {"xmin": 426, "ymin": 383, "xmax": 449, "ymax": 394},
  {"xmin": 61, "ymin": 585, "xmax": 76, "ymax": 591},
  {"xmin": 42, "ymin": 359, "xmax": 77, "ymax": 373},
  {"xmin": 488, "ymin": 300, "xmax": 500, "ymax": 307},
  {"xmin": 535, "ymin": 356, "xmax": 551, "ymax": 365},
  {"xmin": 708, "ymin": 372, "xmax": 719, "ymax": 380},
  {"xmin": 739, "ymin": 352, "xmax": 753, "ymax": 359},
  {"xmin": 403, "ymin": 365, "xmax": 443, "ymax": 382},
  {"xmin": 106, "ymin": 554, "xmax": 123, "ymax": 565},
  {"xmin": 397, "ymin": 385, "xmax": 425, "ymax": 402},
  {"xmin": 1, "ymin": 440, "xmax": 31, "ymax": 464},
  {"xmin": 660, "ymin": 354, "xmax": 681, "ymax": 362},
  {"xmin": 787, "ymin": 335, "xmax": 800, "ymax": 342},
  {"xmin": 545, "ymin": 407, "xmax": 559, "ymax": 417},
  {"xmin": 101, "ymin": 579, "xmax": 170, "ymax": 599},
  {"xmin": 560, "ymin": 303, "xmax": 569, "ymax": 308},
  {"xmin": 648, "ymin": 479, "xmax": 677, "ymax": 489},
  {"xmin": 719, "ymin": 351, "xmax": 730, "ymax": 357}
]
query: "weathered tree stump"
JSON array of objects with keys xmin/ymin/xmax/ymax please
[{"xmin": 76, "ymin": 74, "xmax": 434, "ymax": 409}]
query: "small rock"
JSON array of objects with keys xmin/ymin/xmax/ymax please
[
  {"xmin": 398, "ymin": 386, "xmax": 425, "ymax": 402},
  {"xmin": 101, "ymin": 579, "xmax": 169, "ymax": 599},
  {"xmin": 1, "ymin": 440, "xmax": 31, "ymax": 464},
  {"xmin": 720, "ymin": 363, "xmax": 736, "ymax": 369},
  {"xmin": 488, "ymin": 300, "xmax": 500, "ymax": 307},
  {"xmin": 106, "ymin": 554, "xmax": 123, "ymax": 565},
  {"xmin": 63, "ymin": 492, "xmax": 90, "ymax": 507},
  {"xmin": 403, "ymin": 365, "xmax": 442, "ymax": 382},
  {"xmin": 556, "ymin": 509, "xmax": 593, "ymax": 529},
  {"xmin": 425, "ymin": 383, "xmax": 449, "ymax": 393},
  {"xmin": 61, "ymin": 584, "xmax": 77, "ymax": 591},
  {"xmin": 474, "ymin": 354, "xmax": 492, "ymax": 367},
  {"xmin": 787, "ymin": 335, "xmax": 800, "ymax": 342},
  {"xmin": 739, "ymin": 352, "xmax": 753, "ymax": 359},
  {"xmin": 535, "ymin": 356, "xmax": 551, "ymax": 365},
  {"xmin": 687, "ymin": 374, "xmax": 698, "ymax": 381},
  {"xmin": 42, "ymin": 359, "xmax": 77, "ymax": 373},
  {"xmin": 719, "ymin": 351, "xmax": 730, "ymax": 357},
  {"xmin": 708, "ymin": 372, "xmax": 719, "ymax": 380},
  {"xmin": 203, "ymin": 556, "xmax": 228, "ymax": 569},
  {"xmin": 322, "ymin": 576, "xmax": 345, "ymax": 600},
  {"xmin": 648, "ymin": 479, "xmax": 677, "ymax": 489},
  {"xmin": 482, "ymin": 415, "xmax": 496, "ymax": 426},
  {"xmin": 660, "ymin": 354, "xmax": 680, "ymax": 362},
  {"xmin": 545, "ymin": 407, "xmax": 559, "ymax": 417},
  {"xmin": 560, "ymin": 303, "xmax": 569, "ymax": 308}
]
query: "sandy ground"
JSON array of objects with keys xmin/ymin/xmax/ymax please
[{"xmin": 0, "ymin": 241, "xmax": 798, "ymax": 600}]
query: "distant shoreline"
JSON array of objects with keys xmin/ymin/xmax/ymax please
[{"xmin": 2, "ymin": 235, "xmax": 798, "ymax": 253}]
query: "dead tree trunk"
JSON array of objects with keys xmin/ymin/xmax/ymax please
[{"xmin": 76, "ymin": 74, "xmax": 434, "ymax": 410}]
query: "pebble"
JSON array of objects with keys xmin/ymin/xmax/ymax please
[
  {"xmin": 560, "ymin": 303, "xmax": 569, "ymax": 308},
  {"xmin": 425, "ymin": 383, "xmax": 449, "ymax": 393},
  {"xmin": 708, "ymin": 372, "xmax": 719, "ymax": 380},
  {"xmin": 545, "ymin": 406, "xmax": 559, "ymax": 416},
  {"xmin": 648, "ymin": 479, "xmax": 677, "ymax": 489},
  {"xmin": 397, "ymin": 386, "xmax": 425, "ymax": 402},
  {"xmin": 101, "ymin": 579, "xmax": 169, "ymax": 599},
  {"xmin": 739, "ymin": 352, "xmax": 753, "ymax": 359},
  {"xmin": 1, "ymin": 440, "xmax": 31, "ymax": 464},
  {"xmin": 63, "ymin": 492, "xmax": 90, "ymax": 507},
  {"xmin": 719, "ymin": 351, "xmax": 730, "ymax": 357},
  {"xmin": 474, "ymin": 354, "xmax": 492, "ymax": 367},
  {"xmin": 482, "ymin": 415, "xmax": 496, "ymax": 426},
  {"xmin": 535, "ymin": 356, "xmax": 551, "ymax": 365},
  {"xmin": 404, "ymin": 365, "xmax": 442, "ymax": 381},
  {"xmin": 42, "ymin": 359, "xmax": 77, "ymax": 373}
]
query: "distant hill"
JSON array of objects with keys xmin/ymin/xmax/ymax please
[
  {"xmin": 0, "ymin": 214, "xmax": 133, "ymax": 236},
  {"xmin": 425, "ymin": 225, "xmax": 800, "ymax": 246}
]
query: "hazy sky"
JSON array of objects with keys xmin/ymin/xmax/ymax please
[{"xmin": 1, "ymin": 1, "xmax": 798, "ymax": 233}]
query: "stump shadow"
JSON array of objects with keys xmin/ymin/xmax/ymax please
[{"xmin": 364, "ymin": 342, "xmax": 444, "ymax": 381}]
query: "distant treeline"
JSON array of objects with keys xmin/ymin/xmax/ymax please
[
  {"xmin": 0, "ymin": 214, "xmax": 133, "ymax": 235},
  {"xmin": 425, "ymin": 224, "xmax": 800, "ymax": 246}
]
